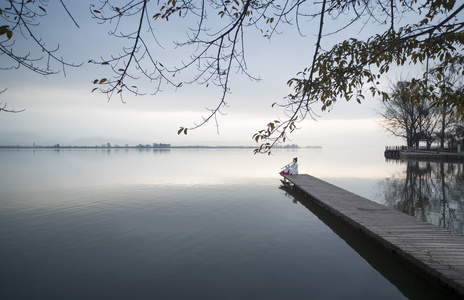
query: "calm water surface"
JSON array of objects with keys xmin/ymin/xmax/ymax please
[{"xmin": 1, "ymin": 148, "xmax": 462, "ymax": 299}]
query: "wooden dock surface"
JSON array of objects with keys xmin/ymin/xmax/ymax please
[{"xmin": 281, "ymin": 173, "xmax": 464, "ymax": 297}]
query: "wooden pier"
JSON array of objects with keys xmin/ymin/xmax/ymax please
[{"xmin": 281, "ymin": 173, "xmax": 464, "ymax": 297}]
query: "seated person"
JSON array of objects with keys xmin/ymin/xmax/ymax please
[{"xmin": 281, "ymin": 158, "xmax": 298, "ymax": 175}]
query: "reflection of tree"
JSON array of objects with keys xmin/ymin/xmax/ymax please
[{"xmin": 379, "ymin": 161, "xmax": 464, "ymax": 235}]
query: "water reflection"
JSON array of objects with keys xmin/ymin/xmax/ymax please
[{"xmin": 379, "ymin": 160, "xmax": 464, "ymax": 234}]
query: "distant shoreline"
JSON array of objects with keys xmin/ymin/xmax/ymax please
[{"xmin": 0, "ymin": 145, "xmax": 323, "ymax": 150}]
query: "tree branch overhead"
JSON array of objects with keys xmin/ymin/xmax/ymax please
[{"xmin": 1, "ymin": 0, "xmax": 463, "ymax": 153}]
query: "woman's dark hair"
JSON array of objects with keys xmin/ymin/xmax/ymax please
[{"xmin": 294, "ymin": 157, "xmax": 298, "ymax": 162}]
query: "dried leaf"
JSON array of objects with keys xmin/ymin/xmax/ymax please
[{"xmin": 0, "ymin": 25, "xmax": 9, "ymax": 35}]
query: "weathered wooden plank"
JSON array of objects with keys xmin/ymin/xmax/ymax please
[{"xmin": 281, "ymin": 173, "xmax": 464, "ymax": 298}]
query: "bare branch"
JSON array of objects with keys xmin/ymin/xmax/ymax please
[
  {"xmin": 0, "ymin": 102, "xmax": 25, "ymax": 113},
  {"xmin": 0, "ymin": 0, "xmax": 82, "ymax": 75},
  {"xmin": 0, "ymin": 88, "xmax": 24, "ymax": 113}
]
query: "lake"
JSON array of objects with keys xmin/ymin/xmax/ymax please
[{"xmin": 1, "ymin": 148, "xmax": 462, "ymax": 299}]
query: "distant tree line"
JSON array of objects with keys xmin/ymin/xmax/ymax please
[
  {"xmin": 0, "ymin": 143, "xmax": 308, "ymax": 149},
  {"xmin": 0, "ymin": 143, "xmax": 172, "ymax": 149}
]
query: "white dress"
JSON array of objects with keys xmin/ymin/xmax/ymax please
[{"xmin": 284, "ymin": 162, "xmax": 298, "ymax": 175}]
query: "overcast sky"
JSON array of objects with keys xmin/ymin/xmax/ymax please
[{"xmin": 0, "ymin": 1, "xmax": 409, "ymax": 148}]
